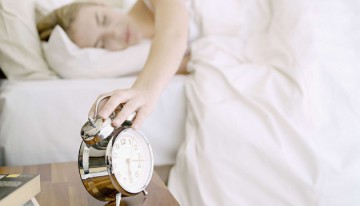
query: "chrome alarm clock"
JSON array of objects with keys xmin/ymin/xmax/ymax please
[{"xmin": 78, "ymin": 96, "xmax": 154, "ymax": 206}]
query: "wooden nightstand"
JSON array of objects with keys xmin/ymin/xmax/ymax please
[{"xmin": 0, "ymin": 162, "xmax": 179, "ymax": 206}]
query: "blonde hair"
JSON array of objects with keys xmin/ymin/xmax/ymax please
[{"xmin": 37, "ymin": 2, "xmax": 97, "ymax": 41}]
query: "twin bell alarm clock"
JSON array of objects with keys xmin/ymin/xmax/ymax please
[{"xmin": 78, "ymin": 96, "xmax": 154, "ymax": 206}]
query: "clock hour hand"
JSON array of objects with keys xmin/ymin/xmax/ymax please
[{"xmin": 126, "ymin": 158, "xmax": 132, "ymax": 177}]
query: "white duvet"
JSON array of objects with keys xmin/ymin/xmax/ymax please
[{"xmin": 168, "ymin": 0, "xmax": 360, "ymax": 205}]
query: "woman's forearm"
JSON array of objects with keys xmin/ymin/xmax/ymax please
[
  {"xmin": 133, "ymin": 31, "xmax": 187, "ymax": 92},
  {"xmin": 133, "ymin": 0, "xmax": 188, "ymax": 94}
]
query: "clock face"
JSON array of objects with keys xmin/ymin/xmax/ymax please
[{"xmin": 111, "ymin": 128, "xmax": 153, "ymax": 193}]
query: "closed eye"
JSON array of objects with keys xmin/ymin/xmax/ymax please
[
  {"xmin": 95, "ymin": 12, "xmax": 100, "ymax": 26},
  {"xmin": 94, "ymin": 13, "xmax": 108, "ymax": 48},
  {"xmin": 102, "ymin": 15, "xmax": 109, "ymax": 26},
  {"xmin": 94, "ymin": 12, "xmax": 103, "ymax": 48}
]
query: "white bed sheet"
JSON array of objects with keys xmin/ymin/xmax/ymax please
[{"xmin": 0, "ymin": 76, "xmax": 187, "ymax": 166}]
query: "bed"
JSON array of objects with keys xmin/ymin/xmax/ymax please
[
  {"xmin": 0, "ymin": 76, "xmax": 187, "ymax": 166},
  {"xmin": 1, "ymin": 0, "xmax": 360, "ymax": 205}
]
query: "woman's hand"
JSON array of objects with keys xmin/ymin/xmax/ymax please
[
  {"xmin": 89, "ymin": 85, "xmax": 160, "ymax": 129},
  {"xmin": 88, "ymin": 50, "xmax": 190, "ymax": 130}
]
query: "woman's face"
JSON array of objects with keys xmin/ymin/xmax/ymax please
[{"xmin": 69, "ymin": 5, "xmax": 142, "ymax": 51}]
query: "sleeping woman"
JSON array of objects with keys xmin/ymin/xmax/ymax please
[
  {"xmin": 37, "ymin": 1, "xmax": 360, "ymax": 206},
  {"xmin": 37, "ymin": 0, "xmax": 194, "ymax": 129}
]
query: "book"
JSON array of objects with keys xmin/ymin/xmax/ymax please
[
  {"xmin": 23, "ymin": 197, "xmax": 40, "ymax": 206},
  {"xmin": 0, "ymin": 174, "xmax": 40, "ymax": 206}
]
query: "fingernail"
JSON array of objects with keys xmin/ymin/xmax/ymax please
[
  {"xmin": 111, "ymin": 122, "xmax": 118, "ymax": 128},
  {"xmin": 132, "ymin": 124, "xmax": 139, "ymax": 130}
]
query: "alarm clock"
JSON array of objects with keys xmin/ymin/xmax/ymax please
[{"xmin": 78, "ymin": 96, "xmax": 154, "ymax": 206}]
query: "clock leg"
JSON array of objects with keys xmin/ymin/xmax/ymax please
[
  {"xmin": 143, "ymin": 189, "xmax": 148, "ymax": 195},
  {"xmin": 116, "ymin": 193, "xmax": 122, "ymax": 206}
]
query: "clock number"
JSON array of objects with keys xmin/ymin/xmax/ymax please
[
  {"xmin": 135, "ymin": 171, "xmax": 139, "ymax": 177},
  {"xmin": 138, "ymin": 163, "xmax": 142, "ymax": 168},
  {"xmin": 115, "ymin": 143, "xmax": 120, "ymax": 150},
  {"xmin": 133, "ymin": 144, "xmax": 138, "ymax": 151},
  {"xmin": 121, "ymin": 139, "xmax": 126, "ymax": 145}
]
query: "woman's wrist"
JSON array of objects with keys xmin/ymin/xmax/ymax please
[{"xmin": 132, "ymin": 72, "xmax": 166, "ymax": 95}]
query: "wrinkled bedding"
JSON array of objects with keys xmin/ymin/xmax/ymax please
[{"xmin": 168, "ymin": 0, "xmax": 360, "ymax": 205}]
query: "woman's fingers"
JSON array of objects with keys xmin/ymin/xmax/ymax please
[
  {"xmin": 89, "ymin": 88, "xmax": 156, "ymax": 129},
  {"xmin": 112, "ymin": 99, "xmax": 139, "ymax": 127},
  {"xmin": 98, "ymin": 90, "xmax": 130, "ymax": 119},
  {"xmin": 132, "ymin": 107, "xmax": 150, "ymax": 129}
]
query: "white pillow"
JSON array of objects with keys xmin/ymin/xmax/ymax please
[
  {"xmin": 42, "ymin": 26, "xmax": 151, "ymax": 78},
  {"xmin": 0, "ymin": 0, "xmax": 59, "ymax": 80}
]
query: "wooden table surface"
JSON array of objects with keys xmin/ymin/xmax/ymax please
[{"xmin": 0, "ymin": 162, "xmax": 179, "ymax": 206}]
